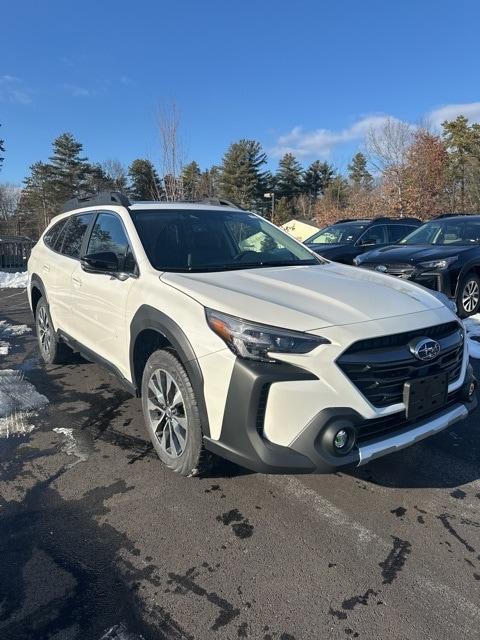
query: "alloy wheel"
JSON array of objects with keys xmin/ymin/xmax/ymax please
[
  {"xmin": 37, "ymin": 306, "xmax": 52, "ymax": 357},
  {"xmin": 147, "ymin": 368, "xmax": 188, "ymax": 458},
  {"xmin": 462, "ymin": 280, "xmax": 480, "ymax": 314}
]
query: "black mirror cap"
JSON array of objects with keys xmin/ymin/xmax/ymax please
[{"xmin": 81, "ymin": 251, "xmax": 119, "ymax": 273}]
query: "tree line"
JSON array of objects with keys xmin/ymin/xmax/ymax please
[{"xmin": 1, "ymin": 114, "xmax": 480, "ymax": 237}]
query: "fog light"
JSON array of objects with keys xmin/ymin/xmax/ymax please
[
  {"xmin": 468, "ymin": 382, "xmax": 476, "ymax": 398},
  {"xmin": 334, "ymin": 429, "xmax": 348, "ymax": 449}
]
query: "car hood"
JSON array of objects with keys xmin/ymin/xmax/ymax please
[
  {"xmin": 358, "ymin": 244, "xmax": 473, "ymax": 264},
  {"xmin": 161, "ymin": 263, "xmax": 445, "ymax": 331}
]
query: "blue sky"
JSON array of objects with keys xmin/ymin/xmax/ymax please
[{"xmin": 2, "ymin": 0, "xmax": 480, "ymax": 184}]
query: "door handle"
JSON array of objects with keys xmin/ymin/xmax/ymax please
[{"xmin": 72, "ymin": 276, "xmax": 82, "ymax": 287}]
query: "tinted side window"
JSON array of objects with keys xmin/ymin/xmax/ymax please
[
  {"xmin": 358, "ymin": 225, "xmax": 387, "ymax": 245},
  {"xmin": 60, "ymin": 213, "xmax": 94, "ymax": 258},
  {"xmin": 44, "ymin": 218, "xmax": 68, "ymax": 250},
  {"xmin": 387, "ymin": 225, "xmax": 416, "ymax": 243},
  {"xmin": 87, "ymin": 213, "xmax": 134, "ymax": 271}
]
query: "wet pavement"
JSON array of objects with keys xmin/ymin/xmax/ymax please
[{"xmin": 0, "ymin": 288, "xmax": 479, "ymax": 640}]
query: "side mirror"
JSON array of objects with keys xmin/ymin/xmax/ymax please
[{"xmin": 81, "ymin": 251, "xmax": 119, "ymax": 274}]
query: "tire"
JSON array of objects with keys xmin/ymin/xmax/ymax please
[
  {"xmin": 35, "ymin": 298, "xmax": 73, "ymax": 364},
  {"xmin": 457, "ymin": 272, "xmax": 480, "ymax": 318},
  {"xmin": 141, "ymin": 349, "xmax": 209, "ymax": 476}
]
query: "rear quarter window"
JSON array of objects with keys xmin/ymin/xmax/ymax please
[
  {"xmin": 59, "ymin": 213, "xmax": 94, "ymax": 258},
  {"xmin": 43, "ymin": 218, "xmax": 68, "ymax": 250}
]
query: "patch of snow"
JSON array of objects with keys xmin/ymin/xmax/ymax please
[
  {"xmin": 0, "ymin": 342, "xmax": 8, "ymax": 355},
  {"xmin": 463, "ymin": 315, "xmax": 480, "ymax": 359},
  {"xmin": 53, "ymin": 427, "xmax": 89, "ymax": 467},
  {"xmin": 100, "ymin": 623, "xmax": 145, "ymax": 640},
  {"xmin": 0, "ymin": 369, "xmax": 48, "ymax": 438},
  {"xmin": 0, "ymin": 271, "xmax": 29, "ymax": 288},
  {"xmin": 0, "ymin": 319, "xmax": 31, "ymax": 337}
]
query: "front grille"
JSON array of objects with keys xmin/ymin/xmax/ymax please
[
  {"xmin": 361, "ymin": 263, "xmax": 415, "ymax": 277},
  {"xmin": 356, "ymin": 390, "xmax": 462, "ymax": 444},
  {"xmin": 337, "ymin": 322, "xmax": 464, "ymax": 407}
]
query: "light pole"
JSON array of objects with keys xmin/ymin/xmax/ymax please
[{"xmin": 264, "ymin": 192, "xmax": 275, "ymax": 223}]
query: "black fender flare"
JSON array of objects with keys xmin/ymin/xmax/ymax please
[
  {"xmin": 29, "ymin": 274, "xmax": 48, "ymax": 316},
  {"xmin": 129, "ymin": 305, "xmax": 211, "ymax": 437}
]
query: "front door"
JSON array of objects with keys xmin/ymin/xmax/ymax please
[{"xmin": 70, "ymin": 212, "xmax": 137, "ymax": 377}]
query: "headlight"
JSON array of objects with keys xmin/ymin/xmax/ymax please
[
  {"xmin": 430, "ymin": 290, "xmax": 457, "ymax": 314},
  {"xmin": 206, "ymin": 308, "xmax": 330, "ymax": 363},
  {"xmin": 418, "ymin": 256, "xmax": 458, "ymax": 270}
]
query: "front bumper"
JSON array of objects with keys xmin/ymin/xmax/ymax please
[{"xmin": 204, "ymin": 360, "xmax": 477, "ymax": 474}]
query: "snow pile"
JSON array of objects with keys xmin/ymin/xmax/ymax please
[
  {"xmin": 463, "ymin": 314, "xmax": 480, "ymax": 359},
  {"xmin": 0, "ymin": 271, "xmax": 29, "ymax": 288},
  {"xmin": 0, "ymin": 320, "xmax": 31, "ymax": 356},
  {"xmin": 0, "ymin": 369, "xmax": 48, "ymax": 438}
]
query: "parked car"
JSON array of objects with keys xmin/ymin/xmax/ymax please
[
  {"xmin": 354, "ymin": 214, "xmax": 480, "ymax": 317},
  {"xmin": 303, "ymin": 217, "xmax": 421, "ymax": 264},
  {"xmin": 28, "ymin": 193, "xmax": 476, "ymax": 477}
]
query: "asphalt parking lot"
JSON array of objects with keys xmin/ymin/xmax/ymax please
[{"xmin": 1, "ymin": 288, "xmax": 480, "ymax": 640}]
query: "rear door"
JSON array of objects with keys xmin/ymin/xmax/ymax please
[
  {"xmin": 386, "ymin": 224, "xmax": 418, "ymax": 244},
  {"xmin": 69, "ymin": 211, "xmax": 137, "ymax": 376},
  {"xmin": 45, "ymin": 213, "xmax": 94, "ymax": 334}
]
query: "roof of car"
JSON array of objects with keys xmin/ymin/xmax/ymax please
[
  {"xmin": 129, "ymin": 202, "xmax": 243, "ymax": 213},
  {"xmin": 61, "ymin": 191, "xmax": 247, "ymax": 215},
  {"xmin": 333, "ymin": 217, "xmax": 420, "ymax": 225}
]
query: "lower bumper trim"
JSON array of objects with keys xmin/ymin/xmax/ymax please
[{"xmin": 357, "ymin": 402, "xmax": 468, "ymax": 465}]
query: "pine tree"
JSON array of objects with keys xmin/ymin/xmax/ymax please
[
  {"xmin": 0, "ymin": 124, "xmax": 4, "ymax": 172},
  {"xmin": 128, "ymin": 159, "xmax": 162, "ymax": 200},
  {"xmin": 219, "ymin": 139, "xmax": 267, "ymax": 209},
  {"xmin": 48, "ymin": 133, "xmax": 91, "ymax": 204},
  {"xmin": 182, "ymin": 161, "xmax": 202, "ymax": 200},
  {"xmin": 276, "ymin": 153, "xmax": 303, "ymax": 199},
  {"xmin": 18, "ymin": 162, "xmax": 56, "ymax": 232},
  {"xmin": 348, "ymin": 152, "xmax": 373, "ymax": 190},
  {"xmin": 303, "ymin": 160, "xmax": 334, "ymax": 199},
  {"xmin": 199, "ymin": 166, "xmax": 220, "ymax": 199},
  {"xmin": 442, "ymin": 115, "xmax": 480, "ymax": 213}
]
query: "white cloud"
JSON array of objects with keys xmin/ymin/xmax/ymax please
[
  {"xmin": 427, "ymin": 102, "xmax": 480, "ymax": 129},
  {"xmin": 272, "ymin": 114, "xmax": 406, "ymax": 158},
  {"xmin": 272, "ymin": 101, "xmax": 480, "ymax": 159},
  {"xmin": 0, "ymin": 75, "xmax": 31, "ymax": 105},
  {"xmin": 61, "ymin": 83, "xmax": 92, "ymax": 97}
]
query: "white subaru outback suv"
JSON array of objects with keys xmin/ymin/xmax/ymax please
[{"xmin": 28, "ymin": 192, "xmax": 477, "ymax": 476}]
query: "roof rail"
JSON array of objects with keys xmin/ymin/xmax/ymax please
[
  {"xmin": 372, "ymin": 216, "xmax": 421, "ymax": 223},
  {"xmin": 198, "ymin": 197, "xmax": 243, "ymax": 209},
  {"xmin": 333, "ymin": 218, "xmax": 368, "ymax": 224},
  {"xmin": 62, "ymin": 191, "xmax": 131, "ymax": 213},
  {"xmin": 433, "ymin": 213, "xmax": 470, "ymax": 219}
]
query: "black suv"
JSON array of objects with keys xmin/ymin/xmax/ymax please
[
  {"xmin": 354, "ymin": 214, "xmax": 480, "ymax": 317},
  {"xmin": 303, "ymin": 217, "xmax": 421, "ymax": 264}
]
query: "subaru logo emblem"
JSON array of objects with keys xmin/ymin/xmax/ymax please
[
  {"xmin": 375, "ymin": 265, "xmax": 388, "ymax": 272},
  {"xmin": 410, "ymin": 337, "xmax": 441, "ymax": 361}
]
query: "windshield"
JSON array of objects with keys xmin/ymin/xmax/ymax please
[
  {"xmin": 400, "ymin": 219, "xmax": 480, "ymax": 246},
  {"xmin": 306, "ymin": 222, "xmax": 367, "ymax": 245},
  {"xmin": 131, "ymin": 209, "xmax": 321, "ymax": 272}
]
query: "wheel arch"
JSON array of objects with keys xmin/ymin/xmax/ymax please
[
  {"xmin": 455, "ymin": 262, "xmax": 480, "ymax": 297},
  {"xmin": 29, "ymin": 274, "xmax": 47, "ymax": 318},
  {"xmin": 130, "ymin": 305, "xmax": 211, "ymax": 437}
]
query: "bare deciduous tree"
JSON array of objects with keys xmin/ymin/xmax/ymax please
[
  {"xmin": 367, "ymin": 118, "xmax": 414, "ymax": 215},
  {"xmin": 0, "ymin": 183, "xmax": 21, "ymax": 220},
  {"xmin": 157, "ymin": 101, "xmax": 185, "ymax": 201}
]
